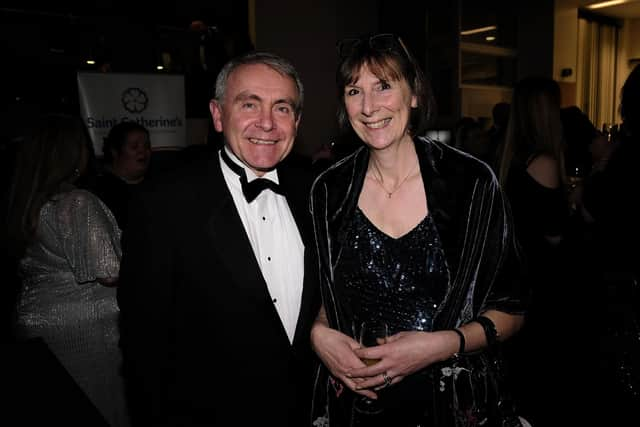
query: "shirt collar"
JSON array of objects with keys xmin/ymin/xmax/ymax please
[{"xmin": 223, "ymin": 146, "xmax": 280, "ymax": 184}]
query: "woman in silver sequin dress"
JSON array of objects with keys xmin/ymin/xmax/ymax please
[
  {"xmin": 6, "ymin": 114, "xmax": 129, "ymax": 427},
  {"xmin": 309, "ymin": 34, "xmax": 529, "ymax": 426}
]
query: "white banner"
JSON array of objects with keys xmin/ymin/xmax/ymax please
[{"xmin": 78, "ymin": 72, "xmax": 186, "ymax": 155}]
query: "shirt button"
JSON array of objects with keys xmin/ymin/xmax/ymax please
[
  {"xmin": 272, "ymin": 298, "xmax": 277, "ymax": 303},
  {"xmin": 267, "ymin": 256, "xmax": 271, "ymax": 261},
  {"xmin": 262, "ymin": 216, "xmax": 266, "ymax": 221}
]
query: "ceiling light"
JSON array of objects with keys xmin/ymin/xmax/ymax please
[
  {"xmin": 86, "ymin": 60, "xmax": 95, "ymax": 65},
  {"xmin": 586, "ymin": 0, "xmax": 628, "ymax": 9},
  {"xmin": 460, "ymin": 25, "xmax": 497, "ymax": 36},
  {"xmin": 156, "ymin": 65, "xmax": 164, "ymax": 70},
  {"xmin": 486, "ymin": 36, "xmax": 496, "ymax": 41}
]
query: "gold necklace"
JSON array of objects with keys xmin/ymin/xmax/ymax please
[{"xmin": 369, "ymin": 158, "xmax": 418, "ymax": 198}]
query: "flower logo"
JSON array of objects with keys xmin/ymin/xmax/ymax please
[{"xmin": 121, "ymin": 87, "xmax": 148, "ymax": 113}]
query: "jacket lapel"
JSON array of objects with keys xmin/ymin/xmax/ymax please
[
  {"xmin": 203, "ymin": 154, "xmax": 288, "ymax": 343},
  {"xmin": 292, "ymin": 246, "xmax": 317, "ymax": 350}
]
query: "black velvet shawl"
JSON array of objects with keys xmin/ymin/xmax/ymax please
[{"xmin": 310, "ymin": 136, "xmax": 529, "ymax": 335}]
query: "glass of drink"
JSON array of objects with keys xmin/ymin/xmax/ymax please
[
  {"xmin": 354, "ymin": 320, "xmax": 388, "ymax": 415},
  {"xmin": 359, "ymin": 320, "xmax": 388, "ymax": 363}
]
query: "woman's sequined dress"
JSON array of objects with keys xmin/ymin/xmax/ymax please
[{"xmin": 332, "ymin": 207, "xmax": 449, "ymax": 426}]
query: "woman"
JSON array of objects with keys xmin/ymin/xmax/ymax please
[
  {"xmin": 92, "ymin": 121, "xmax": 151, "ymax": 229},
  {"xmin": 6, "ymin": 114, "xmax": 128, "ymax": 427},
  {"xmin": 310, "ymin": 33, "xmax": 528, "ymax": 426},
  {"xmin": 497, "ymin": 77, "xmax": 571, "ymax": 425},
  {"xmin": 498, "ymin": 76, "xmax": 568, "ymax": 249}
]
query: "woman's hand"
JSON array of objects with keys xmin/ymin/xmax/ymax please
[
  {"xmin": 310, "ymin": 321, "xmax": 379, "ymax": 399},
  {"xmin": 349, "ymin": 330, "xmax": 457, "ymax": 390}
]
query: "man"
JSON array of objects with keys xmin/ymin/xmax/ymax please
[{"xmin": 117, "ymin": 52, "xmax": 319, "ymax": 426}]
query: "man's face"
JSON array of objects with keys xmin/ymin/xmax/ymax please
[{"xmin": 210, "ymin": 63, "xmax": 300, "ymax": 176}]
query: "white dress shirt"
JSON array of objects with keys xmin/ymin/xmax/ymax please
[{"xmin": 219, "ymin": 147, "xmax": 304, "ymax": 343}]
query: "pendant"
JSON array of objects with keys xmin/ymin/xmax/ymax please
[{"xmin": 387, "ymin": 193, "xmax": 392, "ymax": 198}]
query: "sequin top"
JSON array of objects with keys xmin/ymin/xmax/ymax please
[{"xmin": 334, "ymin": 208, "xmax": 449, "ymax": 338}]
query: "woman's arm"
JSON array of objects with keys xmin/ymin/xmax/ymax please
[
  {"xmin": 456, "ymin": 310, "xmax": 524, "ymax": 353},
  {"xmin": 349, "ymin": 310, "xmax": 524, "ymax": 391},
  {"xmin": 58, "ymin": 190, "xmax": 121, "ymax": 285}
]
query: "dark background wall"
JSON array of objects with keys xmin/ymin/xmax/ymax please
[
  {"xmin": 254, "ymin": 0, "xmax": 341, "ymax": 156},
  {"xmin": 0, "ymin": 3, "xmax": 248, "ymax": 140},
  {"xmin": 1, "ymin": 1, "xmax": 556, "ymax": 155},
  {"xmin": 518, "ymin": 0, "xmax": 555, "ymax": 79}
]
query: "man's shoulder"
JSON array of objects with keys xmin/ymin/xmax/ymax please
[
  {"xmin": 278, "ymin": 153, "xmax": 315, "ymax": 191},
  {"xmin": 135, "ymin": 151, "xmax": 221, "ymax": 206},
  {"xmin": 279, "ymin": 152, "xmax": 312, "ymax": 174}
]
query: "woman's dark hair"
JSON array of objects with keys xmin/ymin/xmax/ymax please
[
  {"xmin": 336, "ymin": 33, "xmax": 436, "ymax": 137},
  {"xmin": 620, "ymin": 64, "xmax": 640, "ymax": 135},
  {"xmin": 102, "ymin": 121, "xmax": 149, "ymax": 164},
  {"xmin": 498, "ymin": 76, "xmax": 565, "ymax": 186},
  {"xmin": 6, "ymin": 114, "xmax": 91, "ymax": 259},
  {"xmin": 561, "ymin": 106, "xmax": 598, "ymax": 173}
]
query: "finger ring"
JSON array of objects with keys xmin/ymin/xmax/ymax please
[{"xmin": 382, "ymin": 372, "xmax": 392, "ymax": 387}]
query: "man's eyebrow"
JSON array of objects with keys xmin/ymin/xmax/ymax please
[
  {"xmin": 274, "ymin": 97, "xmax": 296, "ymax": 107},
  {"xmin": 234, "ymin": 92, "xmax": 296, "ymax": 108},
  {"xmin": 233, "ymin": 92, "xmax": 262, "ymax": 103}
]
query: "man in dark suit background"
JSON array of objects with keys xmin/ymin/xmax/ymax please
[{"xmin": 117, "ymin": 51, "xmax": 319, "ymax": 426}]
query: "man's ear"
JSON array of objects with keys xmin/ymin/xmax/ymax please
[
  {"xmin": 294, "ymin": 113, "xmax": 302, "ymax": 135},
  {"xmin": 210, "ymin": 100, "xmax": 224, "ymax": 132}
]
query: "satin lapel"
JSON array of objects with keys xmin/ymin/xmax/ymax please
[
  {"xmin": 292, "ymin": 244, "xmax": 318, "ymax": 350},
  {"xmin": 204, "ymin": 155, "xmax": 280, "ymax": 309},
  {"xmin": 278, "ymin": 165, "xmax": 319, "ymax": 349},
  {"xmin": 278, "ymin": 164, "xmax": 312, "ymax": 244}
]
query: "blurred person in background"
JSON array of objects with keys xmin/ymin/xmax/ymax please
[
  {"xmin": 581, "ymin": 63, "xmax": 640, "ymax": 425},
  {"xmin": 91, "ymin": 121, "xmax": 151, "ymax": 230},
  {"xmin": 497, "ymin": 76, "xmax": 575, "ymax": 425},
  {"xmin": 5, "ymin": 113, "xmax": 128, "ymax": 426},
  {"xmin": 486, "ymin": 102, "xmax": 510, "ymax": 171}
]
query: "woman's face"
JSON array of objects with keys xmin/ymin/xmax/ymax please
[
  {"xmin": 343, "ymin": 63, "xmax": 417, "ymax": 151},
  {"xmin": 112, "ymin": 130, "xmax": 151, "ymax": 181}
]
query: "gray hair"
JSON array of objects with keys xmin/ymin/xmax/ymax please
[{"xmin": 214, "ymin": 51, "xmax": 304, "ymax": 118}]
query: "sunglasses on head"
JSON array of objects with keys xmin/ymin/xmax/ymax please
[{"xmin": 336, "ymin": 33, "xmax": 411, "ymax": 59}]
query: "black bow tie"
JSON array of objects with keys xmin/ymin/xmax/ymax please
[{"xmin": 220, "ymin": 149, "xmax": 283, "ymax": 203}]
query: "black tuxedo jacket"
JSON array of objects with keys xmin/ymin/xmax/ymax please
[{"xmin": 117, "ymin": 150, "xmax": 320, "ymax": 426}]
